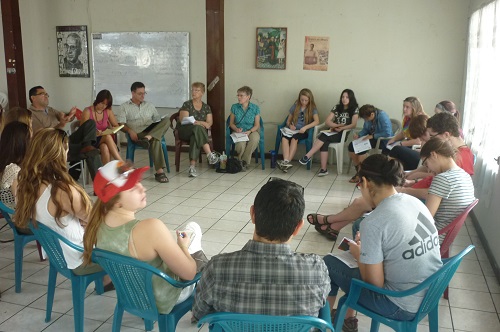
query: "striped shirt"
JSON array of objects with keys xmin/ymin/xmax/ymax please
[
  {"xmin": 428, "ymin": 168, "xmax": 475, "ymax": 231},
  {"xmin": 192, "ymin": 240, "xmax": 330, "ymax": 320}
]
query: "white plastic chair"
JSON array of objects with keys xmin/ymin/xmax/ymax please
[
  {"xmin": 312, "ymin": 123, "xmax": 351, "ymax": 174},
  {"xmin": 371, "ymin": 118, "xmax": 402, "ymax": 154}
]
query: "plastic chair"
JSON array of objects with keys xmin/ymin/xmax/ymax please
[
  {"xmin": 333, "ymin": 245, "xmax": 475, "ymax": 332},
  {"xmin": 198, "ymin": 302, "xmax": 334, "ymax": 332},
  {"xmin": 28, "ymin": 222, "xmax": 105, "ymax": 332},
  {"xmin": 169, "ymin": 111, "xmax": 212, "ymax": 172},
  {"xmin": 438, "ymin": 199, "xmax": 478, "ymax": 299},
  {"xmin": 311, "ymin": 123, "xmax": 351, "ymax": 174},
  {"xmin": 125, "ymin": 133, "xmax": 170, "ymax": 173},
  {"xmin": 274, "ymin": 116, "xmax": 314, "ymax": 170},
  {"xmin": 92, "ymin": 248, "xmax": 201, "ymax": 332},
  {"xmin": 0, "ymin": 201, "xmax": 44, "ymax": 293},
  {"xmin": 225, "ymin": 116, "xmax": 265, "ymax": 170}
]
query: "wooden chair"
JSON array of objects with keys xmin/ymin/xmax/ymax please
[{"xmin": 169, "ymin": 111, "xmax": 212, "ymax": 172}]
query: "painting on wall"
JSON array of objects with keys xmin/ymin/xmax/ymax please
[
  {"xmin": 56, "ymin": 25, "xmax": 90, "ymax": 78},
  {"xmin": 256, "ymin": 27, "xmax": 287, "ymax": 70},
  {"xmin": 303, "ymin": 36, "xmax": 330, "ymax": 71}
]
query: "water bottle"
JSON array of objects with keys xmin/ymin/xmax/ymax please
[
  {"xmin": 220, "ymin": 151, "xmax": 227, "ymax": 170},
  {"xmin": 270, "ymin": 150, "xmax": 277, "ymax": 168}
]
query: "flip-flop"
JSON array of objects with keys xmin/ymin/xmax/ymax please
[
  {"xmin": 349, "ymin": 174, "xmax": 360, "ymax": 183},
  {"xmin": 306, "ymin": 213, "xmax": 331, "ymax": 226}
]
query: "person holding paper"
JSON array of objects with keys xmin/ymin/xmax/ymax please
[
  {"xmin": 386, "ymin": 97, "xmax": 427, "ymax": 167},
  {"xmin": 347, "ymin": 105, "xmax": 392, "ymax": 183},
  {"xmin": 299, "ymin": 89, "xmax": 358, "ymax": 176},
  {"xmin": 229, "ymin": 86, "xmax": 261, "ymax": 169},
  {"xmin": 28, "ymin": 85, "xmax": 102, "ymax": 181},
  {"xmin": 117, "ymin": 82, "xmax": 169, "ymax": 183},
  {"xmin": 81, "ymin": 89, "xmax": 123, "ymax": 164},
  {"xmin": 277, "ymin": 88, "xmax": 319, "ymax": 172},
  {"xmin": 323, "ymin": 154, "xmax": 442, "ymax": 331},
  {"xmin": 177, "ymin": 82, "xmax": 219, "ymax": 177}
]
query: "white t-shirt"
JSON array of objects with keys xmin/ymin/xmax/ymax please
[{"xmin": 360, "ymin": 193, "xmax": 443, "ymax": 313}]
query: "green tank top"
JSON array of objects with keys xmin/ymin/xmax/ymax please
[{"xmin": 96, "ymin": 219, "xmax": 182, "ymax": 314}]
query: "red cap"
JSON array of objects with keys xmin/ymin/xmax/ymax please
[{"xmin": 93, "ymin": 161, "xmax": 149, "ymax": 203}]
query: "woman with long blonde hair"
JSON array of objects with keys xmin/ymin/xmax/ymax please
[
  {"xmin": 15, "ymin": 128, "xmax": 111, "ymax": 281},
  {"xmin": 83, "ymin": 160, "xmax": 203, "ymax": 313},
  {"xmin": 277, "ymin": 88, "xmax": 320, "ymax": 171}
]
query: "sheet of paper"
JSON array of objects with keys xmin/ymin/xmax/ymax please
[
  {"xmin": 280, "ymin": 127, "xmax": 300, "ymax": 137},
  {"xmin": 230, "ymin": 132, "xmax": 249, "ymax": 143},
  {"xmin": 328, "ymin": 250, "xmax": 358, "ymax": 269},
  {"xmin": 181, "ymin": 116, "xmax": 196, "ymax": 125},
  {"xmin": 352, "ymin": 137, "xmax": 372, "ymax": 154},
  {"xmin": 385, "ymin": 141, "xmax": 401, "ymax": 150},
  {"xmin": 320, "ymin": 130, "xmax": 339, "ymax": 136}
]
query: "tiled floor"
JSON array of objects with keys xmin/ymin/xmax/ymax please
[{"xmin": 1, "ymin": 149, "xmax": 499, "ymax": 331}]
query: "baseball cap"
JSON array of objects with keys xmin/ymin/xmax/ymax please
[{"xmin": 94, "ymin": 160, "xmax": 149, "ymax": 203}]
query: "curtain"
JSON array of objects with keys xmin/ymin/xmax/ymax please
[{"xmin": 462, "ymin": 0, "xmax": 500, "ymax": 208}]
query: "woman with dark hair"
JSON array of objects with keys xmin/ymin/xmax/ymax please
[
  {"xmin": 81, "ymin": 89, "xmax": 123, "ymax": 164},
  {"xmin": 323, "ymin": 154, "xmax": 442, "ymax": 332},
  {"xmin": 278, "ymin": 88, "xmax": 320, "ymax": 172},
  {"xmin": 435, "ymin": 100, "xmax": 460, "ymax": 122},
  {"xmin": 299, "ymin": 89, "xmax": 358, "ymax": 176},
  {"xmin": 0, "ymin": 122, "xmax": 31, "ymax": 208}
]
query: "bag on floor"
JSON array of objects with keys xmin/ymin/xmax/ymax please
[{"xmin": 216, "ymin": 157, "xmax": 242, "ymax": 174}]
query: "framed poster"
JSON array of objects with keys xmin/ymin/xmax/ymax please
[
  {"xmin": 303, "ymin": 36, "xmax": 330, "ymax": 71},
  {"xmin": 256, "ymin": 27, "xmax": 287, "ymax": 70},
  {"xmin": 56, "ymin": 25, "xmax": 90, "ymax": 77}
]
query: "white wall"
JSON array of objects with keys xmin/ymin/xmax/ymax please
[{"xmin": 0, "ymin": 0, "xmax": 470, "ymax": 151}]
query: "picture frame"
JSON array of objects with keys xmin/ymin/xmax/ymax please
[
  {"xmin": 256, "ymin": 27, "xmax": 287, "ymax": 70},
  {"xmin": 56, "ymin": 25, "xmax": 90, "ymax": 78}
]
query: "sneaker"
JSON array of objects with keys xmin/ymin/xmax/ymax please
[
  {"xmin": 282, "ymin": 161, "xmax": 293, "ymax": 169},
  {"xmin": 317, "ymin": 169, "xmax": 328, "ymax": 177},
  {"xmin": 240, "ymin": 160, "xmax": 247, "ymax": 172},
  {"xmin": 188, "ymin": 166, "xmax": 197, "ymax": 177},
  {"xmin": 207, "ymin": 152, "xmax": 219, "ymax": 165},
  {"xmin": 299, "ymin": 155, "xmax": 311, "ymax": 165},
  {"xmin": 181, "ymin": 222, "xmax": 203, "ymax": 254}
]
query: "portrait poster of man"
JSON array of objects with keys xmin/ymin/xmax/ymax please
[
  {"xmin": 56, "ymin": 25, "xmax": 90, "ymax": 77},
  {"xmin": 303, "ymin": 36, "xmax": 330, "ymax": 71}
]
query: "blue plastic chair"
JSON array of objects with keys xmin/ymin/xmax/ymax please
[
  {"xmin": 28, "ymin": 222, "xmax": 105, "ymax": 332},
  {"xmin": 92, "ymin": 247, "xmax": 201, "ymax": 332},
  {"xmin": 225, "ymin": 116, "xmax": 265, "ymax": 170},
  {"xmin": 0, "ymin": 201, "xmax": 44, "ymax": 293},
  {"xmin": 333, "ymin": 245, "xmax": 475, "ymax": 332},
  {"xmin": 274, "ymin": 116, "xmax": 314, "ymax": 170},
  {"xmin": 125, "ymin": 133, "xmax": 170, "ymax": 173},
  {"xmin": 198, "ymin": 302, "xmax": 334, "ymax": 332}
]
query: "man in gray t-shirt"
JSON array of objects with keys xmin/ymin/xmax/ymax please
[{"xmin": 360, "ymin": 193, "xmax": 443, "ymax": 313}]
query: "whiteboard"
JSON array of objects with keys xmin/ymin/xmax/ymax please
[{"xmin": 92, "ymin": 32, "xmax": 189, "ymax": 108}]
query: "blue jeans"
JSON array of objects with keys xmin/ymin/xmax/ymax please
[{"xmin": 323, "ymin": 255, "xmax": 416, "ymax": 321}]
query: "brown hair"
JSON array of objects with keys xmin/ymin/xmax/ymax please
[
  {"xmin": 82, "ymin": 196, "xmax": 120, "ymax": 265},
  {"xmin": 403, "ymin": 96, "xmax": 427, "ymax": 118},
  {"xmin": 290, "ymin": 88, "xmax": 317, "ymax": 126},
  {"xmin": 3, "ymin": 107, "xmax": 32, "ymax": 133},
  {"xmin": 237, "ymin": 86, "xmax": 253, "ymax": 98},
  {"xmin": 420, "ymin": 136, "xmax": 456, "ymax": 159},
  {"xmin": 93, "ymin": 89, "xmax": 113, "ymax": 110},
  {"xmin": 15, "ymin": 128, "xmax": 91, "ymax": 229},
  {"xmin": 408, "ymin": 114, "xmax": 429, "ymax": 139},
  {"xmin": 359, "ymin": 104, "xmax": 377, "ymax": 118},
  {"xmin": 192, "ymin": 82, "xmax": 205, "ymax": 93}
]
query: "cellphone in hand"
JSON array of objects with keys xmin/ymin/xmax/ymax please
[{"xmin": 338, "ymin": 237, "xmax": 356, "ymax": 251}]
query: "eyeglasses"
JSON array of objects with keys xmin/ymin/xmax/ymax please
[
  {"xmin": 267, "ymin": 177, "xmax": 305, "ymax": 196},
  {"xmin": 135, "ymin": 92, "xmax": 147, "ymax": 96},
  {"xmin": 36, "ymin": 92, "xmax": 49, "ymax": 97},
  {"xmin": 422, "ymin": 157, "xmax": 429, "ymax": 167},
  {"xmin": 192, "ymin": 89, "xmax": 203, "ymax": 93},
  {"xmin": 428, "ymin": 132, "xmax": 441, "ymax": 138},
  {"xmin": 237, "ymin": 94, "xmax": 248, "ymax": 97}
]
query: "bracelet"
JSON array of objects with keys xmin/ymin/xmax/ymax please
[{"xmin": 414, "ymin": 178, "xmax": 419, "ymax": 183}]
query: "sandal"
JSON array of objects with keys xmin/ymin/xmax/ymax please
[
  {"xmin": 349, "ymin": 165, "xmax": 360, "ymax": 183},
  {"xmin": 155, "ymin": 172, "xmax": 169, "ymax": 183},
  {"xmin": 331, "ymin": 309, "xmax": 358, "ymax": 332},
  {"xmin": 316, "ymin": 223, "xmax": 340, "ymax": 241},
  {"xmin": 306, "ymin": 213, "xmax": 332, "ymax": 226}
]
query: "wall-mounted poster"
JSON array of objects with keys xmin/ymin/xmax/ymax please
[
  {"xmin": 303, "ymin": 36, "xmax": 330, "ymax": 71},
  {"xmin": 256, "ymin": 27, "xmax": 287, "ymax": 70},
  {"xmin": 56, "ymin": 25, "xmax": 90, "ymax": 77}
]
